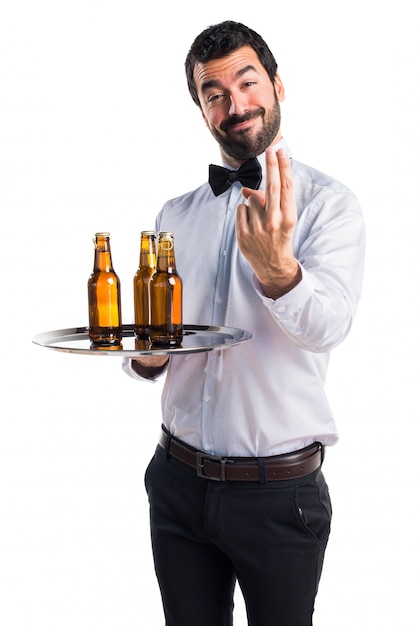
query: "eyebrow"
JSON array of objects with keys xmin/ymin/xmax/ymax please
[{"xmin": 201, "ymin": 64, "xmax": 258, "ymax": 93}]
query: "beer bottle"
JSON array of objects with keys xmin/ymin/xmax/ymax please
[
  {"xmin": 133, "ymin": 231, "xmax": 156, "ymax": 339},
  {"xmin": 149, "ymin": 232, "xmax": 183, "ymax": 346},
  {"xmin": 87, "ymin": 232, "xmax": 122, "ymax": 346}
]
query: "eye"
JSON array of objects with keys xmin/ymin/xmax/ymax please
[{"xmin": 207, "ymin": 92, "xmax": 225, "ymax": 104}]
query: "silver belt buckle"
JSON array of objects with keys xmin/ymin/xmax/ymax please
[{"xmin": 196, "ymin": 452, "xmax": 231, "ymax": 481}]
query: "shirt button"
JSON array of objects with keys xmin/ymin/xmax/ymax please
[
  {"xmin": 278, "ymin": 306, "xmax": 286, "ymax": 313},
  {"xmin": 221, "ymin": 250, "xmax": 227, "ymax": 257}
]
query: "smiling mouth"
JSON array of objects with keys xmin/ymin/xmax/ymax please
[
  {"xmin": 230, "ymin": 119, "xmax": 255, "ymax": 132},
  {"xmin": 220, "ymin": 108, "xmax": 264, "ymax": 133}
]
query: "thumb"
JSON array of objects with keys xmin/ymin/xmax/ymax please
[{"xmin": 241, "ymin": 187, "xmax": 265, "ymax": 203}]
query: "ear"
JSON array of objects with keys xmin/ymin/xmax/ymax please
[{"xmin": 274, "ymin": 73, "xmax": 285, "ymax": 102}]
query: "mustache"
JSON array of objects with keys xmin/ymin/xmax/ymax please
[{"xmin": 220, "ymin": 107, "xmax": 265, "ymax": 132}]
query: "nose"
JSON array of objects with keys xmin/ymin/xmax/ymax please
[{"xmin": 228, "ymin": 91, "xmax": 248, "ymax": 116}]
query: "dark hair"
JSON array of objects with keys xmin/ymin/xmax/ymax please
[{"xmin": 185, "ymin": 21, "xmax": 278, "ymax": 107}]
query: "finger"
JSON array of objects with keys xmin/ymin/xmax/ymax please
[
  {"xmin": 264, "ymin": 147, "xmax": 281, "ymax": 216},
  {"xmin": 236, "ymin": 201, "xmax": 250, "ymax": 241},
  {"xmin": 241, "ymin": 187, "xmax": 265, "ymax": 206},
  {"xmin": 277, "ymin": 148, "xmax": 297, "ymax": 229},
  {"xmin": 241, "ymin": 187, "xmax": 254, "ymax": 201},
  {"xmin": 236, "ymin": 189, "xmax": 264, "ymax": 234},
  {"xmin": 238, "ymin": 189, "xmax": 266, "ymax": 232}
]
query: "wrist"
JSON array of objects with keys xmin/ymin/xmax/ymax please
[{"xmin": 258, "ymin": 261, "xmax": 302, "ymax": 299}]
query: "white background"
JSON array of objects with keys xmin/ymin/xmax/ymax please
[{"xmin": 1, "ymin": 1, "xmax": 418, "ymax": 624}]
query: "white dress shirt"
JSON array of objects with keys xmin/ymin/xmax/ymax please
[{"xmin": 123, "ymin": 139, "xmax": 365, "ymax": 457}]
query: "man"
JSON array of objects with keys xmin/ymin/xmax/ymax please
[{"xmin": 123, "ymin": 20, "xmax": 365, "ymax": 626}]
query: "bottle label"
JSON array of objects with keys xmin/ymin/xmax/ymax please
[{"xmin": 161, "ymin": 238, "xmax": 173, "ymax": 251}]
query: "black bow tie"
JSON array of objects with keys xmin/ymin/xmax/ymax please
[{"xmin": 208, "ymin": 157, "xmax": 262, "ymax": 196}]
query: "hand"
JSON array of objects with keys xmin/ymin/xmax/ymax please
[
  {"xmin": 236, "ymin": 147, "xmax": 301, "ymax": 299},
  {"xmin": 130, "ymin": 355, "xmax": 169, "ymax": 378},
  {"xmin": 131, "ymin": 355, "xmax": 169, "ymax": 368}
]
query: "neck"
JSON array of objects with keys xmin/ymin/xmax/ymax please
[{"xmin": 219, "ymin": 131, "xmax": 283, "ymax": 169}]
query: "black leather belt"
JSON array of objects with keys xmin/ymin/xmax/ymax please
[{"xmin": 158, "ymin": 430, "xmax": 323, "ymax": 482}]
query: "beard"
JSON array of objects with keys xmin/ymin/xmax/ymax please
[{"xmin": 209, "ymin": 95, "xmax": 281, "ymax": 162}]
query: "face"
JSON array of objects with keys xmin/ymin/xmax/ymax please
[{"xmin": 193, "ymin": 46, "xmax": 285, "ymax": 165}]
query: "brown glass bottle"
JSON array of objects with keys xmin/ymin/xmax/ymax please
[
  {"xmin": 149, "ymin": 232, "xmax": 183, "ymax": 346},
  {"xmin": 133, "ymin": 231, "xmax": 156, "ymax": 339},
  {"xmin": 87, "ymin": 232, "xmax": 122, "ymax": 346}
]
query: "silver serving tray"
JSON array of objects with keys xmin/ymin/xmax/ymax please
[{"xmin": 32, "ymin": 324, "xmax": 252, "ymax": 356}]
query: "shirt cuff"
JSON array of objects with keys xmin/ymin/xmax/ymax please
[{"xmin": 251, "ymin": 264, "xmax": 315, "ymax": 319}]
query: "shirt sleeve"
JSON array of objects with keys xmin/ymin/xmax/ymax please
[{"xmin": 252, "ymin": 189, "xmax": 366, "ymax": 353}]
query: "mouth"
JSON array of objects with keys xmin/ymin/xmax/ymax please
[
  {"xmin": 220, "ymin": 108, "xmax": 264, "ymax": 134},
  {"xmin": 229, "ymin": 118, "xmax": 255, "ymax": 133}
]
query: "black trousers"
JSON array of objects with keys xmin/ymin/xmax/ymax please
[{"xmin": 145, "ymin": 442, "xmax": 332, "ymax": 626}]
